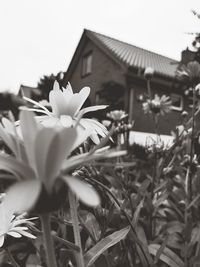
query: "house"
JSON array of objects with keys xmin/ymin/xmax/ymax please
[
  {"xmin": 63, "ymin": 29, "xmax": 185, "ymax": 135},
  {"xmin": 18, "ymin": 85, "xmax": 42, "ymax": 100}
]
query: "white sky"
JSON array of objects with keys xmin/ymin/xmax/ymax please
[{"xmin": 0, "ymin": 0, "xmax": 200, "ymax": 94}]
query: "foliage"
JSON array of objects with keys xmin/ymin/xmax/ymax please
[
  {"xmin": 1, "ymin": 32, "xmax": 200, "ymax": 266},
  {"xmin": 37, "ymin": 72, "xmax": 64, "ymax": 101},
  {"xmin": 95, "ymin": 81, "xmax": 125, "ymax": 120}
]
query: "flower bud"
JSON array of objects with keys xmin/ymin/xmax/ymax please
[
  {"xmin": 184, "ymin": 89, "xmax": 190, "ymax": 96},
  {"xmin": 144, "ymin": 67, "xmax": 154, "ymax": 80},
  {"xmin": 150, "ymin": 99, "xmax": 161, "ymax": 113},
  {"xmin": 181, "ymin": 110, "xmax": 188, "ymax": 118},
  {"xmin": 195, "ymin": 83, "xmax": 200, "ymax": 95},
  {"xmin": 127, "ymin": 123, "xmax": 133, "ymax": 130}
]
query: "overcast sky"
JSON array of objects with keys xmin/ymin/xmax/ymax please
[{"xmin": 0, "ymin": 0, "xmax": 200, "ymax": 94}]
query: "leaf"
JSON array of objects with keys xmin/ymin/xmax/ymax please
[
  {"xmin": 132, "ymin": 198, "xmax": 144, "ymax": 227},
  {"xmin": 154, "ymin": 236, "xmax": 169, "ymax": 264},
  {"xmin": 161, "ymin": 221, "xmax": 184, "ymax": 234},
  {"xmin": 63, "ymin": 176, "xmax": 100, "ymax": 207},
  {"xmin": 154, "ymin": 192, "xmax": 169, "ymax": 209},
  {"xmin": 134, "ymin": 225, "xmax": 152, "ymax": 267},
  {"xmin": 148, "ymin": 244, "xmax": 184, "ymax": 267},
  {"xmin": 80, "ymin": 211, "xmax": 101, "ymax": 242},
  {"xmin": 136, "ymin": 244, "xmax": 149, "ymax": 267},
  {"xmin": 138, "ymin": 179, "xmax": 150, "ymax": 195},
  {"xmin": 84, "ymin": 226, "xmax": 130, "ymax": 266}
]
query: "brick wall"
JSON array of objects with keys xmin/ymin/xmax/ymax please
[
  {"xmin": 65, "ymin": 38, "xmax": 185, "ymax": 135},
  {"xmin": 68, "ymin": 40, "xmax": 126, "ymax": 105},
  {"xmin": 128, "ymin": 78, "xmax": 183, "ymax": 134}
]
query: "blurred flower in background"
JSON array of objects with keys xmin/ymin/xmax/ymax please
[
  {"xmin": 143, "ymin": 94, "xmax": 172, "ymax": 115},
  {"xmin": 176, "ymin": 61, "xmax": 200, "ymax": 86},
  {"xmin": 0, "ymin": 191, "xmax": 37, "ymax": 247},
  {"xmin": 106, "ymin": 110, "xmax": 128, "ymax": 122}
]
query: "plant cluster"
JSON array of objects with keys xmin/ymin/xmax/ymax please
[{"xmin": 1, "ymin": 61, "xmax": 200, "ymax": 267}]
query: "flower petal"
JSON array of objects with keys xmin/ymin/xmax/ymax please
[
  {"xmin": 35, "ymin": 127, "xmax": 90, "ymax": 192},
  {"xmin": 7, "ymin": 231, "xmax": 22, "ymax": 238},
  {"xmin": 34, "ymin": 127, "xmax": 58, "ymax": 190},
  {"xmin": 0, "ymin": 153, "xmax": 35, "ymax": 180},
  {"xmin": 4, "ymin": 180, "xmax": 41, "ymax": 214},
  {"xmin": 19, "ymin": 111, "xmax": 39, "ymax": 171},
  {"xmin": 0, "ymin": 235, "xmax": 5, "ymax": 247},
  {"xmin": 79, "ymin": 119, "xmax": 108, "ymax": 144},
  {"xmin": 12, "ymin": 229, "xmax": 36, "ymax": 239},
  {"xmin": 0, "ymin": 123, "xmax": 18, "ymax": 156},
  {"xmin": 49, "ymin": 81, "xmax": 70, "ymax": 116},
  {"xmin": 78, "ymin": 105, "xmax": 108, "ymax": 117},
  {"xmin": 69, "ymin": 87, "xmax": 90, "ymax": 116},
  {"xmin": 62, "ymin": 176, "xmax": 100, "ymax": 207},
  {"xmin": 63, "ymin": 82, "xmax": 73, "ymax": 94},
  {"xmin": 40, "ymin": 117, "xmax": 60, "ymax": 127}
]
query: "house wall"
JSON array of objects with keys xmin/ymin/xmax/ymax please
[
  {"xmin": 68, "ymin": 40, "xmax": 126, "ymax": 105},
  {"xmin": 65, "ymin": 38, "xmax": 186, "ymax": 135},
  {"xmin": 128, "ymin": 78, "xmax": 183, "ymax": 135}
]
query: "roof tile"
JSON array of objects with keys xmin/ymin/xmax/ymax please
[{"xmin": 86, "ymin": 30, "xmax": 178, "ymax": 78}]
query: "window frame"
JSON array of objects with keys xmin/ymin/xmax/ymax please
[
  {"xmin": 82, "ymin": 51, "xmax": 93, "ymax": 77},
  {"xmin": 170, "ymin": 93, "xmax": 184, "ymax": 112}
]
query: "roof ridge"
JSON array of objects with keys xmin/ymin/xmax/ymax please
[{"xmin": 85, "ymin": 29, "xmax": 178, "ymax": 62}]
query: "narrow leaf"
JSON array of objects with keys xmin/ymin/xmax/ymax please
[
  {"xmin": 84, "ymin": 226, "xmax": 130, "ymax": 266},
  {"xmin": 148, "ymin": 244, "xmax": 184, "ymax": 267}
]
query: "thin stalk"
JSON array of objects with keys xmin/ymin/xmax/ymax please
[
  {"xmin": 188, "ymin": 86, "xmax": 196, "ymax": 201},
  {"xmin": 147, "ymin": 79, "xmax": 152, "ymax": 100},
  {"xmin": 40, "ymin": 213, "xmax": 58, "ymax": 267},
  {"xmin": 6, "ymin": 248, "xmax": 20, "ymax": 267},
  {"xmin": 149, "ymin": 114, "xmax": 159, "ymax": 239},
  {"xmin": 69, "ymin": 190, "xmax": 85, "ymax": 267},
  {"xmin": 184, "ymin": 167, "xmax": 190, "ymax": 267},
  {"xmin": 183, "ymin": 87, "xmax": 196, "ymax": 267},
  {"xmin": 150, "ymin": 151, "xmax": 157, "ymax": 240},
  {"xmin": 32, "ymin": 228, "xmax": 80, "ymax": 252}
]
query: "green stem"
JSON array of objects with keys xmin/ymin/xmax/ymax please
[
  {"xmin": 147, "ymin": 79, "xmax": 152, "ymax": 100},
  {"xmin": 40, "ymin": 213, "xmax": 58, "ymax": 267},
  {"xmin": 184, "ymin": 167, "xmax": 190, "ymax": 267},
  {"xmin": 69, "ymin": 190, "xmax": 85, "ymax": 267},
  {"xmin": 188, "ymin": 86, "xmax": 196, "ymax": 201}
]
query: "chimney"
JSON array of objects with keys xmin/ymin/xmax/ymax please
[{"xmin": 181, "ymin": 47, "xmax": 196, "ymax": 65}]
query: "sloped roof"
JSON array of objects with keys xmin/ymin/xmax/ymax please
[{"xmin": 86, "ymin": 29, "xmax": 178, "ymax": 79}]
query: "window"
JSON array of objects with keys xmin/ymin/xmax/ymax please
[
  {"xmin": 82, "ymin": 52, "xmax": 93, "ymax": 76},
  {"xmin": 170, "ymin": 94, "xmax": 183, "ymax": 111}
]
